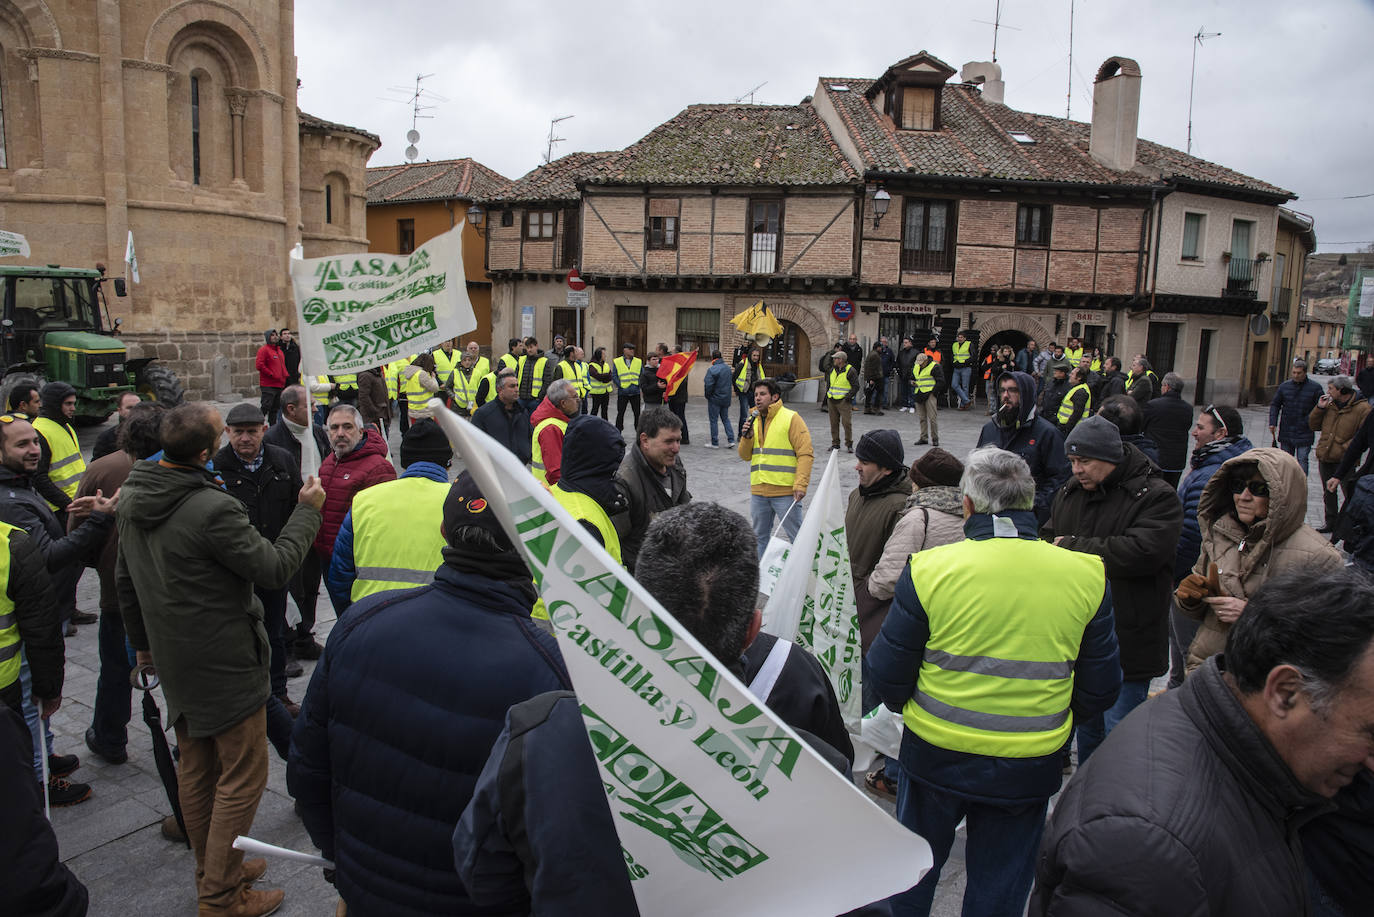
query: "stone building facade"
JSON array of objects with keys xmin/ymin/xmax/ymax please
[
  {"xmin": 479, "ymin": 51, "xmax": 1301, "ymax": 407},
  {"xmin": 0, "ymin": 0, "xmax": 377, "ymax": 399}
]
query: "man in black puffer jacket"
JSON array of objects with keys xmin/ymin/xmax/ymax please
[
  {"xmin": 976, "ymin": 371, "xmax": 1070, "ymax": 524},
  {"xmin": 1042, "ymin": 416, "xmax": 1182, "ymax": 764},
  {"xmin": 1142, "ymin": 372, "xmax": 1196, "ymax": 488}
]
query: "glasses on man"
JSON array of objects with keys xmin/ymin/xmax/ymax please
[
  {"xmin": 1204, "ymin": 404, "xmax": 1228, "ymax": 435},
  {"xmin": 1228, "ymin": 477, "xmax": 1270, "ymax": 498}
]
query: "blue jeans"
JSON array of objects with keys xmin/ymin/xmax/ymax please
[
  {"xmin": 1279, "ymin": 441, "xmax": 1312, "ymax": 479},
  {"xmin": 891, "ymin": 771, "xmax": 1048, "ymax": 917},
  {"xmin": 707, "ymin": 401, "xmax": 734, "ymax": 446},
  {"xmin": 878, "ymin": 376, "xmax": 889, "ymax": 408},
  {"xmin": 951, "ymin": 366, "xmax": 972, "ymax": 407},
  {"xmin": 736, "ymin": 392, "xmax": 753, "ymax": 436},
  {"xmin": 751, "ymin": 493, "xmax": 802, "ymax": 561},
  {"xmin": 19, "ymin": 650, "xmax": 52, "ymax": 779},
  {"xmin": 90, "ymin": 602, "xmax": 134, "ymax": 752},
  {"xmin": 1076, "ymin": 677, "xmax": 1150, "ymax": 764}
]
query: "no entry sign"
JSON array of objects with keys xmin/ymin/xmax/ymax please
[{"xmin": 567, "ymin": 268, "xmax": 587, "ymax": 291}]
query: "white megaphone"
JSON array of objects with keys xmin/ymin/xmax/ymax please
[{"xmin": 753, "ymin": 331, "xmax": 774, "ymax": 347}]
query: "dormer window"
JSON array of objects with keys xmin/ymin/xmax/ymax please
[
  {"xmin": 870, "ymin": 51, "xmax": 956, "ymax": 132},
  {"xmin": 900, "ymin": 87, "xmax": 937, "ymax": 131}
]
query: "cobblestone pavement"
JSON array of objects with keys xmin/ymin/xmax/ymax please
[{"xmin": 51, "ymin": 388, "xmax": 1329, "ymax": 916}]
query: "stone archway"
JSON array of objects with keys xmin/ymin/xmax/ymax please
[
  {"xmin": 974, "ymin": 312, "xmax": 1054, "ymax": 348},
  {"xmin": 757, "ymin": 298, "xmax": 828, "ymax": 363}
]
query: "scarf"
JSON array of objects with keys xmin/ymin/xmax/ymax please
[
  {"xmin": 440, "ymin": 545, "xmax": 537, "ymax": 604},
  {"xmin": 1191, "ymin": 435, "xmax": 1241, "ymax": 470}
]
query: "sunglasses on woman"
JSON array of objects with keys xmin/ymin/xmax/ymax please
[{"xmin": 1229, "ymin": 478, "xmax": 1269, "ymax": 498}]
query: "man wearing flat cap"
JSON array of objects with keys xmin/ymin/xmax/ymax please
[{"xmin": 1043, "ymin": 414, "xmax": 1182, "ymax": 764}]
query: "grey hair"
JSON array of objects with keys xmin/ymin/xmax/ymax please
[
  {"xmin": 960, "ymin": 446, "xmax": 1035, "ymax": 514},
  {"xmin": 1293, "ymin": 358, "xmax": 1308, "ymax": 370},
  {"xmin": 327, "ymin": 402, "xmax": 365, "ymax": 427},
  {"xmin": 1299, "ymin": 669, "xmax": 1341, "ymax": 717},
  {"xmin": 1332, "ymin": 375, "xmax": 1355, "ymax": 394},
  {"xmin": 280, "ymin": 384, "xmax": 308, "ymax": 408},
  {"xmin": 1163, "ymin": 372, "xmax": 1185, "ymax": 395},
  {"xmin": 546, "ymin": 378, "xmax": 577, "ymax": 403}
]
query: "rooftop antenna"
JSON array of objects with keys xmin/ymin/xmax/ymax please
[
  {"xmin": 972, "ymin": 0, "xmax": 1021, "ymax": 62},
  {"xmin": 1187, "ymin": 27, "xmax": 1222, "ymax": 155},
  {"xmin": 381, "ymin": 73, "xmax": 447, "ymax": 162},
  {"xmin": 734, "ymin": 81, "xmax": 768, "ymax": 104},
  {"xmin": 544, "ymin": 114, "xmax": 573, "ymax": 165},
  {"xmin": 1065, "ymin": 0, "xmax": 1075, "ymax": 119}
]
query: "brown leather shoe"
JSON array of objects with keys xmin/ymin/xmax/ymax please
[
  {"xmin": 198, "ymin": 887, "xmax": 284, "ymax": 917},
  {"xmin": 160, "ymin": 815, "xmax": 186, "ymax": 842},
  {"xmin": 276, "ymin": 695, "xmax": 301, "ymax": 718},
  {"xmin": 242, "ymin": 858, "xmax": 267, "ymax": 883}
]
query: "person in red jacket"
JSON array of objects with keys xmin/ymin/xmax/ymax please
[
  {"xmin": 313, "ymin": 404, "xmax": 395, "ymax": 612},
  {"xmin": 255, "ymin": 329, "xmax": 288, "ymax": 424},
  {"xmin": 528, "ymin": 379, "xmax": 579, "ymax": 486}
]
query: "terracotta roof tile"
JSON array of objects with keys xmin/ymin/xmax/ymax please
[
  {"xmin": 298, "ymin": 109, "xmax": 380, "ymax": 146},
  {"xmin": 365, "ymin": 158, "xmax": 512, "ymax": 205},
  {"xmin": 483, "ymin": 151, "xmax": 619, "ymax": 204}
]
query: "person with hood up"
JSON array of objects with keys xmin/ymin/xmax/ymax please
[
  {"xmin": 975, "ymin": 371, "xmax": 1070, "ymax": 524},
  {"xmin": 116, "ymin": 402, "xmax": 324, "ymax": 917},
  {"xmin": 289, "ymin": 473, "xmax": 571, "ymax": 917},
  {"xmin": 254, "ymin": 329, "xmax": 288, "ymax": 424},
  {"xmin": 313, "ymin": 405, "xmax": 395, "ymax": 614},
  {"xmin": 1175, "ymin": 447, "xmax": 1344, "ymax": 675},
  {"xmin": 31, "ymin": 381, "xmax": 84, "ymax": 518}
]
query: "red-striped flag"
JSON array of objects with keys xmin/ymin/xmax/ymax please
[{"xmin": 657, "ymin": 349, "xmax": 698, "ymax": 396}]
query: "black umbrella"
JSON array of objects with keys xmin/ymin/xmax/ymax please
[{"xmin": 132, "ymin": 664, "xmax": 189, "ymax": 847}]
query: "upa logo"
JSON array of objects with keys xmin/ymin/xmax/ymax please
[{"xmin": 302, "ymin": 298, "xmax": 331, "ymax": 326}]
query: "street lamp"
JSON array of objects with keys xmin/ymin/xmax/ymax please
[
  {"xmin": 466, "ymin": 204, "xmax": 484, "ymax": 235},
  {"xmin": 872, "ymin": 189, "xmax": 891, "ymax": 228}
]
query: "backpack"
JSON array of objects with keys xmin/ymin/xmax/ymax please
[{"xmin": 1335, "ymin": 474, "xmax": 1374, "ymax": 563}]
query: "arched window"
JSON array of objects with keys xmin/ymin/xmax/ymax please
[
  {"xmin": 324, "ymin": 182, "xmax": 332, "ymax": 224},
  {"xmin": 190, "ymin": 74, "xmax": 201, "ymax": 183},
  {"xmin": 165, "ymin": 21, "xmax": 263, "ymax": 190},
  {"xmin": 322, "ymin": 172, "xmax": 350, "ymax": 230}
]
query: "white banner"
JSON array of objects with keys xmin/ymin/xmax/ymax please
[
  {"xmin": 432, "ymin": 404, "xmax": 930, "ymax": 917},
  {"xmin": 0, "ymin": 230, "xmax": 30, "ymax": 258},
  {"xmin": 289, "ymin": 225, "xmax": 474, "ymax": 374},
  {"xmin": 761, "ymin": 451, "xmax": 863, "ymax": 733},
  {"xmin": 124, "ymin": 230, "xmax": 140, "ymax": 283},
  {"xmin": 1360, "ymin": 276, "xmax": 1374, "ymax": 319}
]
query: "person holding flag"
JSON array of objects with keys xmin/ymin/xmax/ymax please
[{"xmin": 660, "ymin": 347, "xmax": 697, "ymax": 445}]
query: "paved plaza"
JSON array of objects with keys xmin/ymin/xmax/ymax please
[{"xmin": 50, "ymin": 387, "xmax": 1331, "ymax": 915}]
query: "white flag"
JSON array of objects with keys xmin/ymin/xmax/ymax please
[
  {"xmin": 761, "ymin": 450, "xmax": 864, "ymax": 733},
  {"xmin": 124, "ymin": 230, "xmax": 140, "ymax": 284},
  {"xmin": 289, "ymin": 224, "xmax": 474, "ymax": 374},
  {"xmin": 0, "ymin": 230, "xmax": 30, "ymax": 259},
  {"xmin": 431, "ymin": 403, "xmax": 930, "ymax": 917}
]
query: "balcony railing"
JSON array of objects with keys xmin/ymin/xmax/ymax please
[
  {"xmin": 1224, "ymin": 257, "xmax": 1259, "ymax": 297},
  {"xmin": 1271, "ymin": 287, "xmax": 1292, "ymax": 323}
]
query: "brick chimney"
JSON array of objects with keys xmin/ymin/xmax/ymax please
[
  {"xmin": 1088, "ymin": 57, "xmax": 1141, "ymax": 172},
  {"xmin": 960, "ymin": 61, "xmax": 1004, "ymax": 105}
]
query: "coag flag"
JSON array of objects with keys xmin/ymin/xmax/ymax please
[
  {"xmin": 431, "ymin": 402, "xmax": 930, "ymax": 917},
  {"xmin": 657, "ymin": 349, "xmax": 698, "ymax": 397},
  {"xmin": 125, "ymin": 231, "xmax": 140, "ymax": 283},
  {"xmin": 0, "ymin": 230, "xmax": 30, "ymax": 259},
  {"xmin": 288, "ymin": 224, "xmax": 474, "ymax": 375}
]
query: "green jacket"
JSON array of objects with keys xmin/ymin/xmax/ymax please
[{"xmin": 116, "ymin": 460, "xmax": 321, "ymax": 737}]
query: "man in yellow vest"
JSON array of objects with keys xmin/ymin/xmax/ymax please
[
  {"xmin": 529, "ymin": 379, "xmax": 580, "ymax": 487},
  {"xmin": 450, "ymin": 350, "xmax": 482, "ymax": 417},
  {"xmin": 867, "ymin": 445, "xmax": 1121, "ymax": 915},
  {"xmin": 911, "ymin": 351, "xmax": 945, "ymax": 447},
  {"xmin": 465, "ymin": 341, "xmax": 491, "ymax": 382},
  {"xmin": 739, "ymin": 377, "xmax": 814, "ymax": 560},
  {"xmin": 826, "ymin": 349, "xmax": 858, "ymax": 452},
  {"xmin": 612, "ymin": 342, "xmax": 643, "ymax": 433},
  {"xmin": 567, "ymin": 346, "xmax": 589, "ymax": 412},
  {"xmin": 1064, "ymin": 337, "xmax": 1084, "ymax": 366},
  {"xmin": 498, "ymin": 338, "xmax": 522, "ymax": 374},
  {"xmin": 432, "ymin": 339, "xmax": 461, "ymax": 389},
  {"xmin": 950, "ymin": 330, "xmax": 974, "ymax": 411},
  {"xmin": 1057, "ymin": 366, "xmax": 1094, "ymax": 433},
  {"xmin": 517, "ymin": 338, "xmax": 552, "ymax": 414},
  {"xmin": 326, "ymin": 419, "xmax": 452, "ymax": 607},
  {"xmin": 32, "ymin": 382, "xmax": 85, "ymax": 517}
]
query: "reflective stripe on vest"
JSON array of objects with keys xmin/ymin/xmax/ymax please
[
  {"xmin": 1090, "ymin": 357, "xmax": 1101, "ymax": 373},
  {"xmin": 530, "ymin": 414, "xmax": 568, "ymax": 479},
  {"xmin": 519, "ymin": 355, "xmax": 549, "ymax": 398},
  {"xmin": 827, "ymin": 368, "xmax": 852, "ymax": 400},
  {"xmin": 452, "ymin": 368, "xmax": 479, "ymax": 411},
  {"xmin": 952, "ymin": 341, "xmax": 971, "ymax": 365},
  {"xmin": 0, "ymin": 522, "xmax": 18, "ymax": 690},
  {"xmin": 532, "ymin": 485, "xmax": 621, "ymax": 620},
  {"xmin": 1057, "ymin": 383, "xmax": 1091, "ymax": 425},
  {"xmin": 32, "ymin": 417, "xmax": 84, "ymax": 507},
  {"xmin": 476, "ymin": 372, "xmax": 498, "ymax": 407},
  {"xmin": 402, "ymin": 370, "xmax": 432, "ymax": 410},
  {"xmin": 313, "ymin": 375, "xmax": 332, "ymax": 405},
  {"xmin": 570, "ymin": 362, "xmax": 589, "ymax": 398},
  {"xmin": 749, "ymin": 406, "xmax": 799, "ymax": 487},
  {"xmin": 587, "ymin": 362, "xmax": 613, "ymax": 396},
  {"xmin": 471, "ymin": 356, "xmax": 491, "ymax": 381},
  {"xmin": 912, "ymin": 362, "xmax": 937, "ymax": 393},
  {"xmin": 900, "ymin": 537, "xmax": 1105, "ymax": 757},
  {"xmin": 614, "ymin": 356, "xmax": 642, "ymax": 389},
  {"xmin": 1065, "ymin": 347, "xmax": 1083, "ymax": 364},
  {"xmin": 334, "ymin": 373, "xmax": 357, "ymax": 392},
  {"xmin": 433, "ymin": 349, "xmax": 460, "ymax": 386},
  {"xmin": 735, "ymin": 361, "xmax": 766, "ymax": 393},
  {"xmin": 349, "ymin": 476, "xmax": 449, "ymax": 602}
]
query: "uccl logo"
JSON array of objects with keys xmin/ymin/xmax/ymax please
[{"xmin": 302, "ymin": 298, "xmax": 330, "ymax": 326}]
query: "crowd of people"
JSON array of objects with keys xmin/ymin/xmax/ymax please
[{"xmin": 5, "ymin": 329, "xmax": 1374, "ymax": 917}]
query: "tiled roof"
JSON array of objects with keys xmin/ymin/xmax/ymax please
[
  {"xmin": 366, "ymin": 159, "xmax": 512, "ymax": 205},
  {"xmin": 587, "ymin": 103, "xmax": 859, "ymax": 187},
  {"xmin": 298, "ymin": 110, "xmax": 380, "ymax": 146},
  {"xmin": 816, "ymin": 78, "xmax": 1291, "ymax": 198},
  {"xmin": 483, "ymin": 151, "xmax": 619, "ymax": 204}
]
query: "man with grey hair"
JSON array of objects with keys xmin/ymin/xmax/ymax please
[
  {"xmin": 1310, "ymin": 372, "xmax": 1370, "ymax": 532},
  {"xmin": 868, "ymin": 445, "xmax": 1120, "ymax": 916},
  {"xmin": 1143, "ymin": 371, "xmax": 1194, "ymax": 488},
  {"xmin": 530, "ymin": 377, "xmax": 580, "ymax": 486},
  {"xmin": 313, "ymin": 402, "xmax": 395, "ymax": 610},
  {"xmin": 1269, "ymin": 358, "xmax": 1323, "ymax": 477}
]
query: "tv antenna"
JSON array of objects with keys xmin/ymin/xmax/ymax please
[
  {"xmin": 544, "ymin": 114, "xmax": 574, "ymax": 165},
  {"xmin": 1187, "ymin": 27, "xmax": 1222, "ymax": 155},
  {"xmin": 972, "ymin": 1, "xmax": 1021, "ymax": 62},
  {"xmin": 1065, "ymin": 0, "xmax": 1075, "ymax": 119},
  {"xmin": 380, "ymin": 73, "xmax": 447, "ymax": 161},
  {"xmin": 734, "ymin": 81, "xmax": 768, "ymax": 104}
]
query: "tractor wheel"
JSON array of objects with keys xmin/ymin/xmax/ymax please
[
  {"xmin": 0, "ymin": 372, "xmax": 45, "ymax": 415},
  {"xmin": 135, "ymin": 365, "xmax": 185, "ymax": 405}
]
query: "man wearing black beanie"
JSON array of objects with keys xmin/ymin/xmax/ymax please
[{"xmin": 847, "ymin": 430, "xmax": 912, "ymax": 650}]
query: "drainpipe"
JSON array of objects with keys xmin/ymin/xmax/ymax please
[{"xmin": 1148, "ymin": 182, "xmax": 1174, "ymax": 313}]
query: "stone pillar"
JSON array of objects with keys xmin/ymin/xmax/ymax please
[
  {"xmin": 226, "ymin": 88, "xmax": 249, "ymax": 187},
  {"xmin": 97, "ymin": 0, "xmax": 129, "ymax": 278}
]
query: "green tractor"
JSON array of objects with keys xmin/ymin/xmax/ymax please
[{"xmin": 0, "ymin": 263, "xmax": 184, "ymax": 423}]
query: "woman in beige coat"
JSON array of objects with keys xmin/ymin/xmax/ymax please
[
  {"xmin": 867, "ymin": 448, "xmax": 967, "ymax": 603},
  {"xmin": 1175, "ymin": 447, "xmax": 1343, "ymax": 673}
]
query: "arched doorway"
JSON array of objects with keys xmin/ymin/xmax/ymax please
[
  {"xmin": 974, "ymin": 330, "xmax": 1029, "ymax": 408},
  {"xmin": 760, "ymin": 319, "xmax": 812, "ymax": 380}
]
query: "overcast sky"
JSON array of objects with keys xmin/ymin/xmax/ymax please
[{"xmin": 296, "ymin": 0, "xmax": 1374, "ymax": 251}]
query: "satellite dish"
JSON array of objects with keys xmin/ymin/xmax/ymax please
[
  {"xmin": 1249, "ymin": 313, "xmax": 1270, "ymax": 337},
  {"xmin": 406, "ymin": 129, "xmax": 421, "ymax": 144},
  {"xmin": 405, "ymin": 144, "xmax": 419, "ymax": 161}
]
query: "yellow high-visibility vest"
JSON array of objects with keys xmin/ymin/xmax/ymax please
[
  {"xmin": 613, "ymin": 356, "xmax": 642, "ymax": 390},
  {"xmin": 530, "ymin": 414, "xmax": 568, "ymax": 482},
  {"xmin": 586, "ymin": 362, "xmax": 613, "ymax": 396},
  {"xmin": 901, "ymin": 537, "xmax": 1105, "ymax": 757},
  {"xmin": 736, "ymin": 361, "xmax": 766, "ymax": 393},
  {"xmin": 749, "ymin": 405, "xmax": 799, "ymax": 488},
  {"xmin": 952, "ymin": 341, "xmax": 971, "ymax": 365},
  {"xmin": 827, "ymin": 368, "xmax": 852, "ymax": 400},
  {"xmin": 334, "ymin": 373, "xmax": 357, "ymax": 392},
  {"xmin": 518, "ymin": 355, "xmax": 549, "ymax": 399},
  {"xmin": 532, "ymin": 485, "xmax": 621, "ymax": 620},
  {"xmin": 402, "ymin": 368, "xmax": 433, "ymax": 412},
  {"xmin": 499, "ymin": 352, "xmax": 519, "ymax": 373},
  {"xmin": 912, "ymin": 361, "xmax": 938, "ymax": 394},
  {"xmin": 32, "ymin": 417, "xmax": 85, "ymax": 509},
  {"xmin": 1057, "ymin": 383, "xmax": 1092, "ymax": 426},
  {"xmin": 433, "ymin": 348, "xmax": 460, "ymax": 387},
  {"xmin": 451, "ymin": 367, "xmax": 480, "ymax": 412},
  {"xmin": 312, "ymin": 375, "xmax": 332, "ymax": 405},
  {"xmin": 471, "ymin": 355, "xmax": 491, "ymax": 380},
  {"xmin": 1065, "ymin": 346, "xmax": 1084, "ymax": 364},
  {"xmin": 348, "ymin": 476, "xmax": 448, "ymax": 602},
  {"xmin": 0, "ymin": 522, "xmax": 21, "ymax": 691}
]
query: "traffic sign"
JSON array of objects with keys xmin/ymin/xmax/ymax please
[
  {"xmin": 567, "ymin": 289, "xmax": 590, "ymax": 309},
  {"xmin": 567, "ymin": 268, "xmax": 586, "ymax": 291},
  {"xmin": 831, "ymin": 297, "xmax": 855, "ymax": 322}
]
